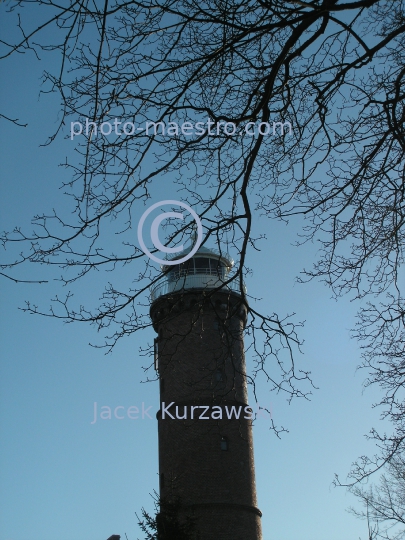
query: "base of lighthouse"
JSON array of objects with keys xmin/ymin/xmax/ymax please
[{"xmin": 157, "ymin": 414, "xmax": 262, "ymax": 540}]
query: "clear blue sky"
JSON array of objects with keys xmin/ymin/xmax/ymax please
[{"xmin": 0, "ymin": 7, "xmax": 388, "ymax": 540}]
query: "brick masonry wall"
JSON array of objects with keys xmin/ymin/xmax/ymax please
[{"xmin": 150, "ymin": 290, "xmax": 263, "ymax": 540}]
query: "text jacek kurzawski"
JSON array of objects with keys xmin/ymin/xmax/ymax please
[{"xmin": 160, "ymin": 402, "xmax": 254, "ymax": 420}]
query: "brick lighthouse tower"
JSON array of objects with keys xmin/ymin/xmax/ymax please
[{"xmin": 150, "ymin": 244, "xmax": 262, "ymax": 540}]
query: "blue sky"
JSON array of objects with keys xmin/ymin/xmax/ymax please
[{"xmin": 0, "ymin": 7, "xmax": 390, "ymax": 540}]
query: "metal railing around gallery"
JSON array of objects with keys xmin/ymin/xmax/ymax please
[{"xmin": 150, "ymin": 268, "xmax": 246, "ymax": 302}]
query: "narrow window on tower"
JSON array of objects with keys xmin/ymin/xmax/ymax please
[
  {"xmin": 154, "ymin": 337, "xmax": 159, "ymax": 371},
  {"xmin": 220, "ymin": 436, "xmax": 228, "ymax": 451},
  {"xmin": 214, "ymin": 318, "xmax": 224, "ymax": 333},
  {"xmin": 214, "ymin": 318, "xmax": 226, "ymax": 339}
]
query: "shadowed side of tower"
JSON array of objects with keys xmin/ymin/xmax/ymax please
[{"xmin": 150, "ymin": 247, "xmax": 262, "ymax": 540}]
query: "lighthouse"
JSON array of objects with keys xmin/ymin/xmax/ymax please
[{"xmin": 150, "ymin": 244, "xmax": 262, "ymax": 540}]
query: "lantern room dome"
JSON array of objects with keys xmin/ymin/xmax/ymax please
[{"xmin": 161, "ymin": 244, "xmax": 233, "ymax": 271}]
